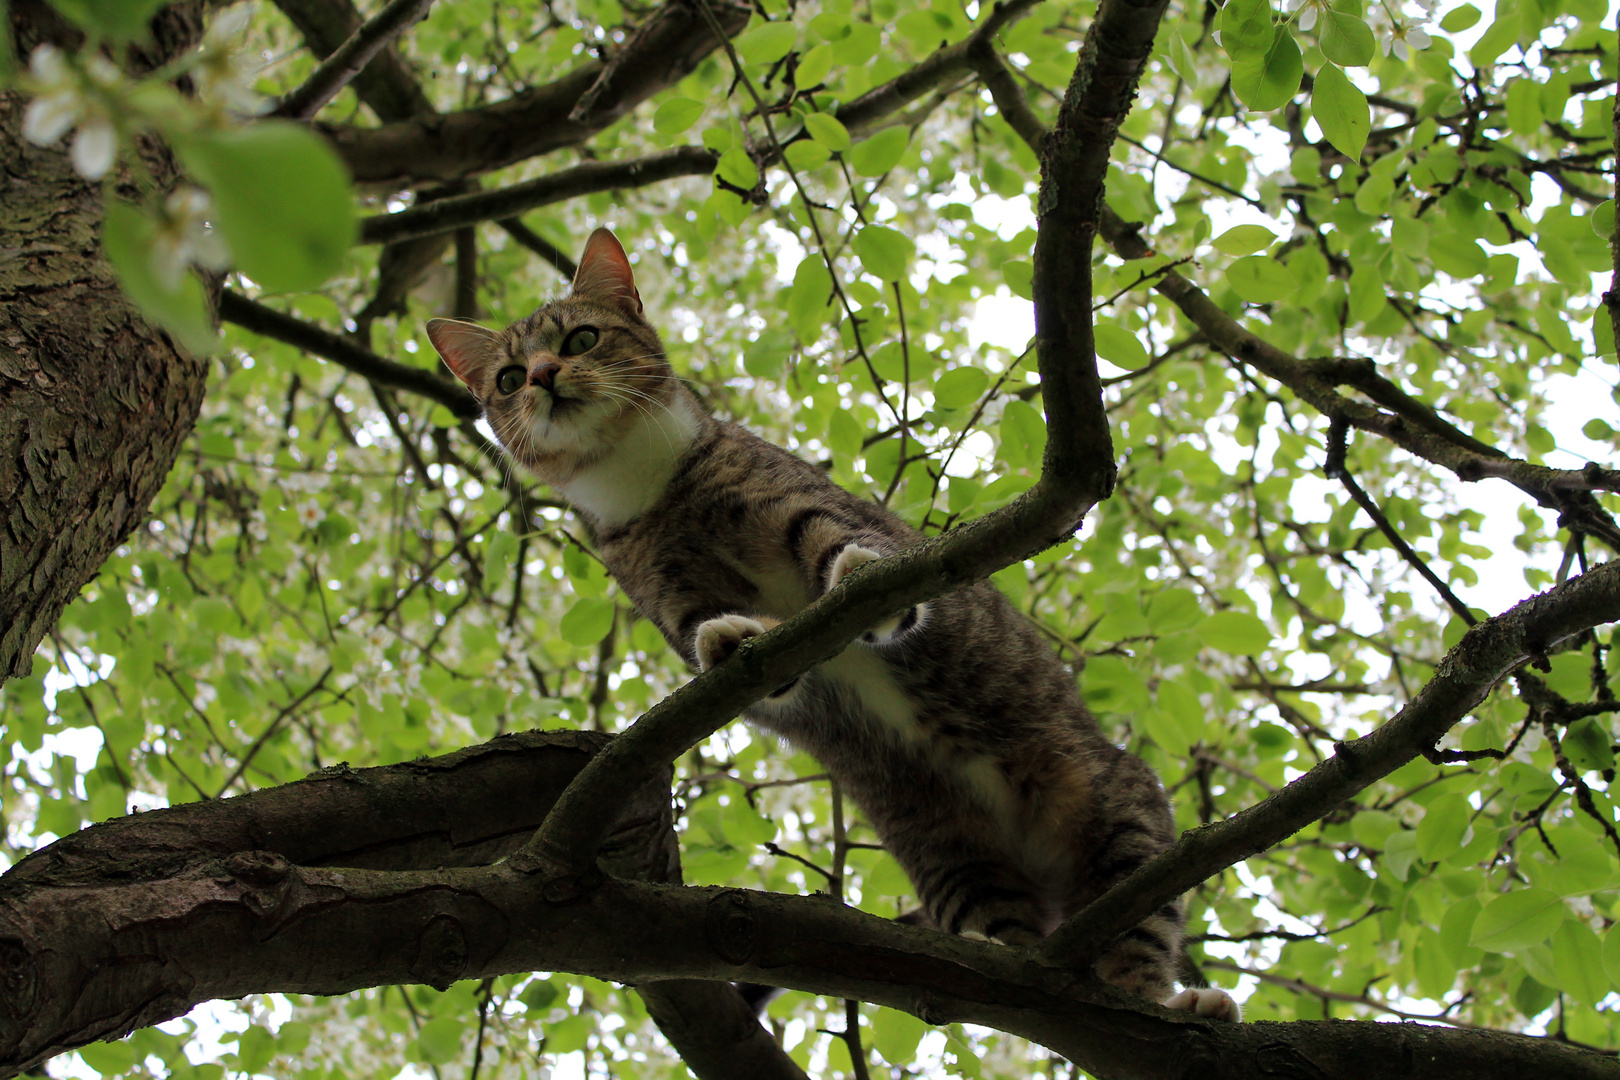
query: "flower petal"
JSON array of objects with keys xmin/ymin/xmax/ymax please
[
  {"xmin": 70, "ymin": 118, "xmax": 116, "ymax": 179},
  {"xmin": 28, "ymin": 44, "xmax": 67, "ymax": 85},
  {"xmin": 23, "ymin": 93, "xmax": 79, "ymax": 145}
]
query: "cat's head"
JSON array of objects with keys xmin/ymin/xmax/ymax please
[{"xmin": 425, "ymin": 228, "xmax": 676, "ymax": 480}]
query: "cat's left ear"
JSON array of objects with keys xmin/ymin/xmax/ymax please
[
  {"xmin": 425, "ymin": 319, "xmax": 499, "ymax": 386},
  {"xmin": 571, "ymin": 228, "xmax": 644, "ymax": 317}
]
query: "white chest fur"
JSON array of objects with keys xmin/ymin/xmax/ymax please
[{"xmin": 558, "ymin": 394, "xmax": 702, "ymax": 529}]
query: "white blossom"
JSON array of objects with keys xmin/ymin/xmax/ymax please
[
  {"xmin": 70, "ymin": 118, "xmax": 116, "ymax": 180},
  {"xmin": 149, "ymin": 187, "xmax": 231, "ymax": 291},
  {"xmin": 23, "ymin": 92, "xmax": 79, "ymax": 146}
]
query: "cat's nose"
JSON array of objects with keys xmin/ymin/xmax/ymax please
[{"xmin": 530, "ymin": 361, "xmax": 561, "ymax": 391}]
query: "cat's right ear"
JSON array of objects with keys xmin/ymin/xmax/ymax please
[
  {"xmin": 571, "ymin": 228, "xmax": 644, "ymax": 317},
  {"xmin": 425, "ymin": 319, "xmax": 498, "ymax": 386}
]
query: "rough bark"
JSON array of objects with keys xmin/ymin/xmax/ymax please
[
  {"xmin": 0, "ymin": 4, "xmax": 210, "ymax": 684},
  {"xmin": 0, "ymin": 734, "xmax": 1614, "ymax": 1080},
  {"xmin": 0, "ymin": 730, "xmax": 804, "ymax": 1080}
]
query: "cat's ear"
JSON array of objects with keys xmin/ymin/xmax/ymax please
[
  {"xmin": 425, "ymin": 319, "xmax": 499, "ymax": 386},
  {"xmin": 571, "ymin": 228, "xmax": 644, "ymax": 317}
]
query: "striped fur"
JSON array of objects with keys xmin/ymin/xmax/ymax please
[{"xmin": 427, "ymin": 229, "xmax": 1237, "ymax": 1017}]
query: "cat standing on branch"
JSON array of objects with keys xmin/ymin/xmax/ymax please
[{"xmin": 426, "ymin": 228, "xmax": 1239, "ymax": 1019}]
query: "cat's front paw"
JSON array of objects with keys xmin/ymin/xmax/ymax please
[
  {"xmin": 694, "ymin": 614, "xmax": 800, "ymax": 700},
  {"xmin": 1163, "ymin": 987, "xmax": 1241, "ymax": 1022},
  {"xmin": 694, "ymin": 614, "xmax": 776, "ymax": 671},
  {"xmin": 827, "ymin": 544, "xmax": 927, "ymax": 643}
]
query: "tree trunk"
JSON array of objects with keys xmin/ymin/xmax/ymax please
[{"xmin": 0, "ymin": 3, "xmax": 210, "ymax": 683}]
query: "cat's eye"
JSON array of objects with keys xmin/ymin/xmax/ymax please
[
  {"xmin": 495, "ymin": 366, "xmax": 525, "ymax": 395},
  {"xmin": 561, "ymin": 327, "xmax": 599, "ymax": 356}
]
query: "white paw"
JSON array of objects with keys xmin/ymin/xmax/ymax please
[
  {"xmin": 827, "ymin": 544, "xmax": 926, "ymax": 643},
  {"xmin": 694, "ymin": 614, "xmax": 772, "ymax": 672},
  {"xmin": 827, "ymin": 544, "xmax": 884, "ymax": 591},
  {"xmin": 1163, "ymin": 987, "xmax": 1241, "ymax": 1022}
]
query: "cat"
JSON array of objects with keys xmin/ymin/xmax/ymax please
[{"xmin": 425, "ymin": 228, "xmax": 1239, "ymax": 1021}]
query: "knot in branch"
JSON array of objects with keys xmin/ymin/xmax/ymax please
[{"xmin": 704, "ymin": 890, "xmax": 759, "ymax": 965}]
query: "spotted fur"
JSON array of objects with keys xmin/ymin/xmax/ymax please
[{"xmin": 427, "ymin": 229, "xmax": 1236, "ymax": 1017}]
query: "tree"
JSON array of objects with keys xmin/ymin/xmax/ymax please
[{"xmin": 1, "ymin": 0, "xmax": 1619, "ymax": 1075}]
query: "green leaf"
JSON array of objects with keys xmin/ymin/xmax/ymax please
[
  {"xmin": 1093, "ymin": 323, "xmax": 1150, "ymax": 369},
  {"xmin": 715, "ymin": 147, "xmax": 759, "ymax": 190},
  {"xmin": 803, "ymin": 112, "xmax": 852, "ymax": 152},
  {"xmin": 101, "ymin": 202, "xmax": 217, "ymax": 354},
  {"xmin": 1414, "ymin": 927, "xmax": 1456, "ymax": 1000},
  {"xmin": 796, "ymin": 43, "xmax": 835, "ymax": 87},
  {"xmin": 1505, "ymin": 78, "xmax": 1542, "ymax": 136},
  {"xmin": 1416, "ymin": 793, "xmax": 1470, "ymax": 862},
  {"xmin": 653, "ymin": 98, "xmax": 705, "ymax": 135},
  {"xmin": 1553, "ymin": 920, "xmax": 1610, "ymax": 1006},
  {"xmin": 1603, "ymin": 922, "xmax": 1620, "ymax": 990},
  {"xmin": 1311, "ymin": 63, "xmax": 1369, "ymax": 163},
  {"xmin": 788, "ymin": 254, "xmax": 834, "ymax": 341},
  {"xmin": 77, "ymin": 1040, "xmax": 139, "ymax": 1076},
  {"xmin": 1563, "ymin": 718, "xmax": 1615, "ymax": 772},
  {"xmin": 1318, "ymin": 7, "xmax": 1375, "ymax": 67},
  {"xmin": 1219, "ymin": 0, "xmax": 1276, "ymax": 60},
  {"xmin": 1003, "ymin": 259, "xmax": 1034, "ymax": 300},
  {"xmin": 1584, "ymin": 418, "xmax": 1614, "ymax": 440},
  {"xmin": 784, "ymin": 139, "xmax": 832, "ymax": 171},
  {"xmin": 178, "ymin": 122, "xmax": 356, "ymax": 294},
  {"xmin": 416, "ymin": 1018, "xmax": 464, "ymax": 1065},
  {"xmin": 46, "ymin": 0, "xmax": 167, "ymax": 40},
  {"xmin": 1231, "ymin": 25, "xmax": 1303, "ymax": 111},
  {"xmin": 850, "ymin": 126, "xmax": 910, "ymax": 176},
  {"xmin": 1592, "ymin": 200, "xmax": 1615, "ymax": 239},
  {"xmin": 1225, "ymin": 255, "xmax": 1298, "ymax": 303},
  {"xmin": 853, "ymin": 225, "xmax": 914, "ymax": 281},
  {"xmin": 521, "ymin": 977, "xmax": 560, "ymax": 1013},
  {"xmin": 1471, "ymin": 888, "xmax": 1565, "ymax": 952},
  {"xmin": 1166, "ymin": 27, "xmax": 1199, "ymax": 84},
  {"xmin": 1440, "ymin": 897, "xmax": 1484, "ymax": 967},
  {"xmin": 1350, "ymin": 808, "xmax": 1399, "ymax": 849},
  {"xmin": 1198, "ymin": 611, "xmax": 1271, "ymax": 654},
  {"xmin": 744, "ymin": 329, "xmax": 795, "ymax": 379},
  {"xmin": 871, "ymin": 1007, "xmax": 928, "ymax": 1066},
  {"xmin": 560, "ymin": 597, "xmax": 615, "ymax": 645},
  {"xmin": 236, "ymin": 1026, "xmax": 276, "ymax": 1075},
  {"xmin": 933, "ymin": 366, "xmax": 990, "ymax": 409},
  {"xmin": 734, "ymin": 20, "xmax": 797, "ymax": 64},
  {"xmin": 1468, "ymin": 15, "xmax": 1521, "ymax": 67},
  {"xmin": 1211, "ymin": 224, "xmax": 1277, "ymax": 255},
  {"xmin": 1429, "ymin": 232, "xmax": 1487, "ymax": 279},
  {"xmin": 1440, "ymin": 3, "xmax": 1480, "ymax": 30}
]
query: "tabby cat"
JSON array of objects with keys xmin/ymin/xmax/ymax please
[{"xmin": 426, "ymin": 229, "xmax": 1238, "ymax": 1019}]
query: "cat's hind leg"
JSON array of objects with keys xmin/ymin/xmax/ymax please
[{"xmin": 826, "ymin": 544, "xmax": 928, "ymax": 643}]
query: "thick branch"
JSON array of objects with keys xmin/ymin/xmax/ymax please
[
  {"xmin": 0, "ymin": 848, "xmax": 1612, "ymax": 1080},
  {"xmin": 218, "ymin": 290, "xmax": 480, "ymax": 420},
  {"xmin": 1031, "ymin": 0, "xmax": 1171, "ymax": 500},
  {"xmin": 322, "ymin": 0, "xmax": 750, "ymax": 185},
  {"xmin": 3, "ymin": 730, "xmax": 803, "ymax": 1080},
  {"xmin": 1042, "ymin": 559, "xmax": 1620, "ymax": 962},
  {"xmin": 272, "ymin": 0, "xmax": 436, "ymax": 122}
]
